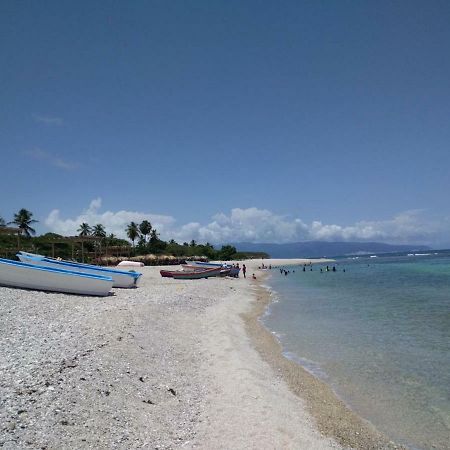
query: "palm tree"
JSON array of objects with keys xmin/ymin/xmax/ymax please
[
  {"xmin": 149, "ymin": 229, "xmax": 159, "ymax": 244},
  {"xmin": 190, "ymin": 239, "xmax": 197, "ymax": 247},
  {"xmin": 92, "ymin": 224, "xmax": 106, "ymax": 238},
  {"xmin": 139, "ymin": 220, "xmax": 152, "ymax": 243},
  {"xmin": 9, "ymin": 208, "xmax": 38, "ymax": 237},
  {"xmin": 126, "ymin": 222, "xmax": 140, "ymax": 247},
  {"xmin": 77, "ymin": 222, "xmax": 92, "ymax": 236}
]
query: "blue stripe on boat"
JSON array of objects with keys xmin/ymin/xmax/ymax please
[
  {"xmin": 0, "ymin": 258, "xmax": 113, "ymax": 281},
  {"xmin": 19, "ymin": 254, "xmax": 141, "ymax": 279}
]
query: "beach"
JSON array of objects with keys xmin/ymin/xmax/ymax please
[{"xmin": 0, "ymin": 259, "xmax": 399, "ymax": 449}]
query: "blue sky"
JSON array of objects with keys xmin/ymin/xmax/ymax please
[{"xmin": 1, "ymin": 1, "xmax": 449, "ymax": 246}]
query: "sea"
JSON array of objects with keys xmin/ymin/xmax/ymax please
[{"xmin": 262, "ymin": 251, "xmax": 450, "ymax": 450}]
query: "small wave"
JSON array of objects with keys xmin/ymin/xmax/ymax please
[
  {"xmin": 414, "ymin": 253, "xmax": 431, "ymax": 256},
  {"xmin": 282, "ymin": 351, "xmax": 329, "ymax": 380}
]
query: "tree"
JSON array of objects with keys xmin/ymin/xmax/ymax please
[
  {"xmin": 218, "ymin": 245, "xmax": 237, "ymax": 260},
  {"xmin": 203, "ymin": 242, "xmax": 216, "ymax": 258},
  {"xmin": 139, "ymin": 220, "xmax": 152, "ymax": 243},
  {"xmin": 148, "ymin": 228, "xmax": 166, "ymax": 253},
  {"xmin": 77, "ymin": 222, "xmax": 92, "ymax": 236},
  {"xmin": 126, "ymin": 222, "xmax": 140, "ymax": 247},
  {"xmin": 92, "ymin": 224, "xmax": 106, "ymax": 238},
  {"xmin": 106, "ymin": 233, "xmax": 117, "ymax": 246},
  {"xmin": 190, "ymin": 239, "xmax": 197, "ymax": 247},
  {"xmin": 9, "ymin": 208, "xmax": 38, "ymax": 237},
  {"xmin": 149, "ymin": 229, "xmax": 160, "ymax": 244}
]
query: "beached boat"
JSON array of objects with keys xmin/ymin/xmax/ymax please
[
  {"xmin": 160, "ymin": 267, "xmax": 222, "ymax": 279},
  {"xmin": 187, "ymin": 261, "xmax": 225, "ymax": 268},
  {"xmin": 172, "ymin": 267, "xmax": 222, "ymax": 279},
  {"xmin": 117, "ymin": 261, "xmax": 144, "ymax": 267},
  {"xmin": 17, "ymin": 252, "xmax": 141, "ymax": 288},
  {"xmin": 0, "ymin": 258, "xmax": 113, "ymax": 296},
  {"xmin": 189, "ymin": 261, "xmax": 241, "ymax": 277},
  {"xmin": 182, "ymin": 265, "xmax": 231, "ymax": 277}
]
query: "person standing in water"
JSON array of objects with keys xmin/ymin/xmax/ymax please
[{"xmin": 242, "ymin": 264, "xmax": 247, "ymax": 278}]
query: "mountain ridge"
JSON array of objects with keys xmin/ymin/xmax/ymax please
[{"xmin": 230, "ymin": 241, "xmax": 430, "ymax": 258}]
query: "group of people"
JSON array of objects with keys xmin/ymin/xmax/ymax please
[
  {"xmin": 230, "ymin": 263, "xmax": 248, "ymax": 278},
  {"xmin": 278, "ymin": 264, "xmax": 346, "ymax": 276}
]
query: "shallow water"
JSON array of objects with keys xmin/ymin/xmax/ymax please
[{"xmin": 264, "ymin": 253, "xmax": 450, "ymax": 450}]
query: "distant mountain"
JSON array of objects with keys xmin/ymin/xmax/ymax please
[{"xmin": 230, "ymin": 241, "xmax": 430, "ymax": 258}]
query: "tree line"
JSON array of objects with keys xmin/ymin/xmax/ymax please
[{"xmin": 0, "ymin": 209, "xmax": 268, "ymax": 261}]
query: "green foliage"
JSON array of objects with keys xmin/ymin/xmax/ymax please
[
  {"xmin": 233, "ymin": 251, "xmax": 270, "ymax": 260},
  {"xmin": 217, "ymin": 245, "xmax": 237, "ymax": 260},
  {"xmin": 139, "ymin": 220, "xmax": 152, "ymax": 242},
  {"xmin": 78, "ymin": 222, "xmax": 92, "ymax": 236},
  {"xmin": 126, "ymin": 222, "xmax": 140, "ymax": 247},
  {"xmin": 0, "ymin": 209, "xmax": 269, "ymax": 262},
  {"xmin": 92, "ymin": 224, "xmax": 106, "ymax": 238},
  {"xmin": 9, "ymin": 208, "xmax": 38, "ymax": 237}
]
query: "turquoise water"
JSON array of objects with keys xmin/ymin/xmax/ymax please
[{"xmin": 264, "ymin": 253, "xmax": 450, "ymax": 450}]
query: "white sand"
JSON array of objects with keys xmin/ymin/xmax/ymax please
[{"xmin": 0, "ymin": 260, "xmax": 347, "ymax": 449}]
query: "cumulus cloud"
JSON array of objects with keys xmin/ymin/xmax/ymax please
[
  {"xmin": 44, "ymin": 199, "xmax": 448, "ymax": 245},
  {"xmin": 45, "ymin": 198, "xmax": 176, "ymax": 238},
  {"xmin": 24, "ymin": 148, "xmax": 80, "ymax": 170},
  {"xmin": 32, "ymin": 114, "xmax": 63, "ymax": 125}
]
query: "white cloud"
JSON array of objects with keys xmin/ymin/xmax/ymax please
[
  {"xmin": 44, "ymin": 199, "xmax": 449, "ymax": 245},
  {"xmin": 45, "ymin": 198, "xmax": 176, "ymax": 238},
  {"xmin": 32, "ymin": 114, "xmax": 63, "ymax": 125},
  {"xmin": 24, "ymin": 148, "xmax": 79, "ymax": 170}
]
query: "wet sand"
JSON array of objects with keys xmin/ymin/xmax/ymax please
[{"xmin": 242, "ymin": 263, "xmax": 403, "ymax": 449}]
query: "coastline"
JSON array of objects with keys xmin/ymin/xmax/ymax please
[
  {"xmin": 0, "ymin": 260, "xmax": 403, "ymax": 449},
  {"xmin": 243, "ymin": 261, "xmax": 402, "ymax": 450}
]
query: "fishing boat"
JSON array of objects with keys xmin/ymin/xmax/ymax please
[
  {"xmin": 187, "ymin": 261, "xmax": 240, "ymax": 277},
  {"xmin": 17, "ymin": 252, "xmax": 141, "ymax": 288},
  {"xmin": 172, "ymin": 267, "xmax": 222, "ymax": 279},
  {"xmin": 0, "ymin": 258, "xmax": 113, "ymax": 296},
  {"xmin": 182, "ymin": 265, "xmax": 231, "ymax": 277},
  {"xmin": 160, "ymin": 267, "xmax": 222, "ymax": 279}
]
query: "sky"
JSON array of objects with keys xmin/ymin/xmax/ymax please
[{"xmin": 1, "ymin": 1, "xmax": 450, "ymax": 247}]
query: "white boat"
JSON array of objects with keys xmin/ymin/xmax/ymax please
[
  {"xmin": 117, "ymin": 261, "xmax": 144, "ymax": 267},
  {"xmin": 0, "ymin": 258, "xmax": 113, "ymax": 296},
  {"xmin": 17, "ymin": 252, "xmax": 141, "ymax": 288}
]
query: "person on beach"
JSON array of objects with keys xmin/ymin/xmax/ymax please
[
  {"xmin": 252, "ymin": 273, "xmax": 256, "ymax": 279},
  {"xmin": 242, "ymin": 264, "xmax": 246, "ymax": 278}
]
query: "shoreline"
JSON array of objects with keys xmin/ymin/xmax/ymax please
[
  {"xmin": 0, "ymin": 260, "xmax": 405, "ymax": 449},
  {"xmin": 244, "ymin": 263, "xmax": 402, "ymax": 449}
]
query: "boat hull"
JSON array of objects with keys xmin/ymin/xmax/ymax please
[
  {"xmin": 0, "ymin": 258, "xmax": 113, "ymax": 296},
  {"xmin": 161, "ymin": 267, "xmax": 222, "ymax": 279},
  {"xmin": 172, "ymin": 268, "xmax": 221, "ymax": 279},
  {"xmin": 187, "ymin": 262, "xmax": 240, "ymax": 277},
  {"xmin": 18, "ymin": 253, "xmax": 141, "ymax": 288}
]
